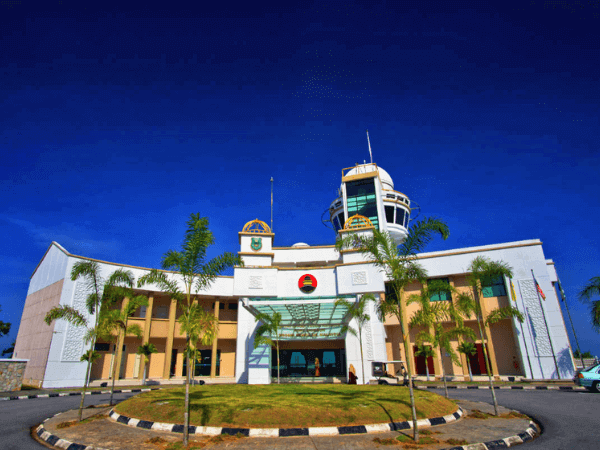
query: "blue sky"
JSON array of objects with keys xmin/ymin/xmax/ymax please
[{"xmin": 1, "ymin": 1, "xmax": 599, "ymax": 358}]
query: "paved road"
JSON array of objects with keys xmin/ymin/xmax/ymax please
[
  {"xmin": 433, "ymin": 388, "xmax": 599, "ymax": 450},
  {"xmin": 0, "ymin": 392, "xmax": 135, "ymax": 450},
  {"xmin": 1, "ymin": 389, "xmax": 597, "ymax": 449}
]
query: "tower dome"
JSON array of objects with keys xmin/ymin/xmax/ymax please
[{"xmin": 341, "ymin": 164, "xmax": 394, "ymax": 190}]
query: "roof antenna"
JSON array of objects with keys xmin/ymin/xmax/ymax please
[
  {"xmin": 270, "ymin": 177, "xmax": 274, "ymax": 232},
  {"xmin": 366, "ymin": 129, "xmax": 373, "ymax": 164}
]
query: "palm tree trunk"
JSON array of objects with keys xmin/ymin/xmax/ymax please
[
  {"xmin": 109, "ymin": 338, "xmax": 119, "ymax": 407},
  {"xmin": 359, "ymin": 330, "xmax": 365, "ymax": 385},
  {"xmin": 275, "ymin": 341, "xmax": 280, "ymax": 384},
  {"xmin": 440, "ymin": 345, "xmax": 449, "ymax": 399},
  {"xmin": 78, "ymin": 345, "xmax": 94, "ymax": 422},
  {"xmin": 467, "ymin": 358, "xmax": 473, "ymax": 382},
  {"xmin": 183, "ymin": 335, "xmax": 190, "ymax": 446},
  {"xmin": 476, "ymin": 316, "xmax": 499, "ymax": 416},
  {"xmin": 425, "ymin": 363, "xmax": 430, "ymax": 382},
  {"xmin": 398, "ymin": 287, "xmax": 419, "ymax": 443},
  {"xmin": 143, "ymin": 361, "xmax": 147, "ymax": 386}
]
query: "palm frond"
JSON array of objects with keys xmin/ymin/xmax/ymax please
[
  {"xmin": 80, "ymin": 350, "xmax": 101, "ymax": 363},
  {"xmin": 162, "ymin": 250, "xmax": 186, "ymax": 273},
  {"xmin": 44, "ymin": 305, "xmax": 87, "ymax": 327},
  {"xmin": 590, "ymin": 300, "xmax": 600, "ymax": 332},
  {"xmin": 579, "ymin": 277, "xmax": 600, "ymax": 302},
  {"xmin": 467, "ymin": 257, "xmax": 513, "ymax": 289},
  {"xmin": 126, "ymin": 324, "xmax": 143, "ymax": 339},
  {"xmin": 457, "ymin": 341, "xmax": 477, "ymax": 356},
  {"xmin": 137, "ymin": 270, "xmax": 184, "ymax": 300},
  {"xmin": 196, "ymin": 252, "xmax": 243, "ymax": 292},
  {"xmin": 137, "ymin": 342, "xmax": 158, "ymax": 357},
  {"xmin": 399, "ymin": 217, "xmax": 450, "ymax": 257},
  {"xmin": 485, "ymin": 306, "xmax": 525, "ymax": 326}
]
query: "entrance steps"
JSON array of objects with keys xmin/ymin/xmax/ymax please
[{"xmin": 275, "ymin": 376, "xmax": 346, "ymax": 384}]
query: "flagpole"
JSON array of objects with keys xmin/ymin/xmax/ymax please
[
  {"xmin": 556, "ymin": 275, "xmax": 585, "ymax": 369},
  {"xmin": 531, "ymin": 270, "xmax": 561, "ymax": 379},
  {"xmin": 366, "ymin": 129, "xmax": 373, "ymax": 164},
  {"xmin": 270, "ymin": 177, "xmax": 274, "ymax": 232},
  {"xmin": 509, "ymin": 278, "xmax": 534, "ymax": 379}
]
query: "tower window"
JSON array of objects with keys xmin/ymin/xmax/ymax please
[
  {"xmin": 395, "ymin": 208, "xmax": 405, "ymax": 226},
  {"xmin": 346, "ymin": 178, "xmax": 379, "ymax": 229},
  {"xmin": 385, "ymin": 206, "xmax": 395, "ymax": 223}
]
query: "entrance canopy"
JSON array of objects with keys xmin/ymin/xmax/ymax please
[{"xmin": 245, "ymin": 296, "xmax": 354, "ymax": 340}]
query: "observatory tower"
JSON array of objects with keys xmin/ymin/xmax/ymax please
[{"xmin": 328, "ymin": 163, "xmax": 411, "ymax": 245}]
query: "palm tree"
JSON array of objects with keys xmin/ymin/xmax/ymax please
[
  {"xmin": 99, "ymin": 287, "xmax": 147, "ymax": 406},
  {"xmin": 253, "ymin": 312, "xmax": 283, "ymax": 384},
  {"xmin": 336, "ymin": 217, "xmax": 449, "ymax": 443},
  {"xmin": 179, "ymin": 302, "xmax": 219, "ymax": 383},
  {"xmin": 408, "ymin": 280, "xmax": 476, "ymax": 397},
  {"xmin": 44, "ymin": 261, "xmax": 106, "ymax": 422},
  {"xmin": 138, "ymin": 213, "xmax": 242, "ymax": 446},
  {"xmin": 454, "ymin": 256, "xmax": 525, "ymax": 416},
  {"xmin": 137, "ymin": 343, "xmax": 158, "ymax": 386},
  {"xmin": 578, "ymin": 276, "xmax": 600, "ymax": 334},
  {"xmin": 336, "ymin": 294, "xmax": 375, "ymax": 385},
  {"xmin": 457, "ymin": 342, "xmax": 477, "ymax": 381}
]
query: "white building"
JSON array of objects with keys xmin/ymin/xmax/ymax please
[{"xmin": 13, "ymin": 163, "xmax": 576, "ymax": 388}]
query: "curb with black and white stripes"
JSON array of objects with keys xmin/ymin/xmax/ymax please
[
  {"xmin": 418, "ymin": 385, "xmax": 586, "ymax": 391},
  {"xmin": 0, "ymin": 387, "xmax": 161, "ymax": 402},
  {"xmin": 107, "ymin": 406, "xmax": 465, "ymax": 437},
  {"xmin": 442, "ymin": 421, "xmax": 540, "ymax": 450}
]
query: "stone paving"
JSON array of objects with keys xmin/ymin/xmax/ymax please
[{"xmin": 37, "ymin": 399, "xmax": 535, "ymax": 449}]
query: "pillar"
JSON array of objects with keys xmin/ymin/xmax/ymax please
[
  {"xmin": 137, "ymin": 294, "xmax": 154, "ymax": 380},
  {"xmin": 113, "ymin": 297, "xmax": 129, "ymax": 380},
  {"xmin": 163, "ymin": 298, "xmax": 178, "ymax": 379},
  {"xmin": 210, "ymin": 299, "xmax": 220, "ymax": 378}
]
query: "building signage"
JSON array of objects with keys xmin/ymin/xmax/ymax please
[
  {"xmin": 250, "ymin": 237, "xmax": 262, "ymax": 251},
  {"xmin": 298, "ymin": 274, "xmax": 317, "ymax": 293}
]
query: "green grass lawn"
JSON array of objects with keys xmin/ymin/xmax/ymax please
[{"xmin": 114, "ymin": 384, "xmax": 457, "ymax": 428}]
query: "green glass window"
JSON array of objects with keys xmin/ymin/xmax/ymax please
[
  {"xmin": 428, "ymin": 278, "xmax": 451, "ymax": 301},
  {"xmin": 482, "ymin": 276, "xmax": 507, "ymax": 298},
  {"xmin": 346, "ymin": 178, "xmax": 379, "ymax": 229}
]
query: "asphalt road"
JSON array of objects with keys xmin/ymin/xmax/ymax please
[
  {"xmin": 433, "ymin": 388, "xmax": 599, "ymax": 450},
  {"xmin": 0, "ymin": 389, "xmax": 597, "ymax": 450},
  {"xmin": 0, "ymin": 392, "xmax": 135, "ymax": 450}
]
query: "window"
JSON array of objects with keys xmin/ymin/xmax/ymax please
[
  {"xmin": 395, "ymin": 208, "xmax": 405, "ymax": 226},
  {"xmin": 385, "ymin": 205, "xmax": 395, "ymax": 223},
  {"xmin": 482, "ymin": 276, "xmax": 507, "ymax": 297},
  {"xmin": 94, "ymin": 343, "xmax": 111, "ymax": 352},
  {"xmin": 428, "ymin": 278, "xmax": 451, "ymax": 301},
  {"xmin": 385, "ymin": 283, "xmax": 397, "ymax": 302},
  {"xmin": 229, "ymin": 303, "xmax": 238, "ymax": 310},
  {"xmin": 332, "ymin": 215, "xmax": 342, "ymax": 232},
  {"xmin": 346, "ymin": 178, "xmax": 379, "ymax": 229}
]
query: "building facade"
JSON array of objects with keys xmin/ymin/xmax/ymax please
[{"xmin": 13, "ymin": 163, "xmax": 576, "ymax": 388}]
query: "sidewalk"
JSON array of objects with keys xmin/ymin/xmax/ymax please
[{"xmin": 35, "ymin": 399, "xmax": 539, "ymax": 450}]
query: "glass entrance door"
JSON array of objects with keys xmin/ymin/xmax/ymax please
[{"xmin": 273, "ymin": 349, "xmax": 345, "ymax": 377}]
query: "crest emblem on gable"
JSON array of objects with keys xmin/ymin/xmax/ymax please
[{"xmin": 251, "ymin": 237, "xmax": 262, "ymax": 251}]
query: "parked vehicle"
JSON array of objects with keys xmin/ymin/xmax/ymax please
[{"xmin": 574, "ymin": 364, "xmax": 600, "ymax": 393}]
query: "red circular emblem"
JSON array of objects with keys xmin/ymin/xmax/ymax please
[{"xmin": 298, "ymin": 274, "xmax": 317, "ymax": 293}]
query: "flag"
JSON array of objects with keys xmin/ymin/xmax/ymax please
[
  {"xmin": 510, "ymin": 279, "xmax": 517, "ymax": 303},
  {"xmin": 535, "ymin": 278, "xmax": 546, "ymax": 301}
]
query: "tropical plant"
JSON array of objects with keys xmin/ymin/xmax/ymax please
[
  {"xmin": 137, "ymin": 213, "xmax": 242, "ymax": 446},
  {"xmin": 253, "ymin": 311, "xmax": 283, "ymax": 384},
  {"xmin": 573, "ymin": 349, "xmax": 594, "ymax": 359},
  {"xmin": 336, "ymin": 294, "xmax": 375, "ymax": 385},
  {"xmin": 453, "ymin": 256, "xmax": 525, "ymax": 416},
  {"xmin": 180, "ymin": 303, "xmax": 219, "ymax": 383},
  {"xmin": 80, "ymin": 349, "xmax": 101, "ymax": 364},
  {"xmin": 137, "ymin": 342, "xmax": 158, "ymax": 386},
  {"xmin": 2, "ymin": 340, "xmax": 15, "ymax": 357},
  {"xmin": 457, "ymin": 342, "xmax": 477, "ymax": 381},
  {"xmin": 336, "ymin": 217, "xmax": 449, "ymax": 443},
  {"xmin": 99, "ymin": 277, "xmax": 147, "ymax": 406},
  {"xmin": 578, "ymin": 276, "xmax": 600, "ymax": 333},
  {"xmin": 44, "ymin": 261, "xmax": 104, "ymax": 422},
  {"xmin": 408, "ymin": 280, "xmax": 476, "ymax": 397},
  {"xmin": 0, "ymin": 304, "xmax": 10, "ymax": 338}
]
